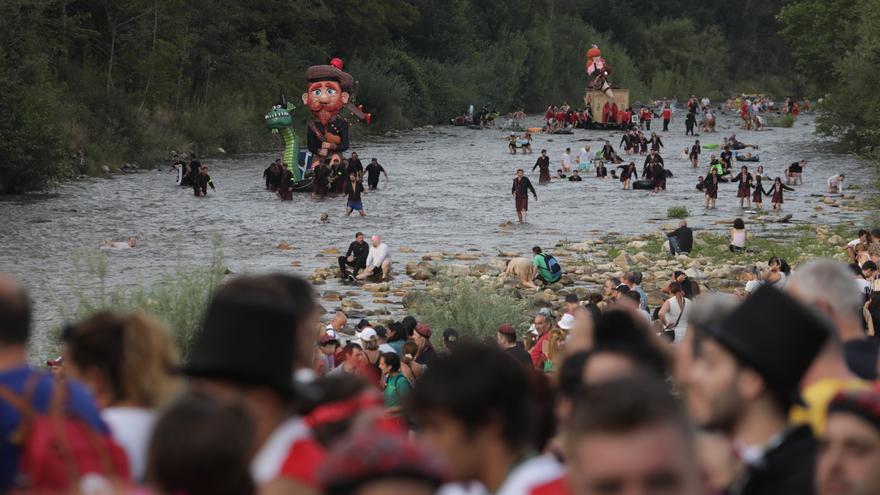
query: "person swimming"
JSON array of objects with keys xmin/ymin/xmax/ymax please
[{"xmin": 101, "ymin": 237, "xmax": 137, "ymax": 250}]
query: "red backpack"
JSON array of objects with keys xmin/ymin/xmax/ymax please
[{"xmin": 0, "ymin": 376, "xmax": 130, "ymax": 494}]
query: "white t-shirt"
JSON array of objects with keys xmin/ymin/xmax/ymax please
[
  {"xmin": 562, "ymin": 153, "xmax": 572, "ymax": 169},
  {"xmin": 102, "ymin": 407, "xmax": 157, "ymax": 481},
  {"xmin": 856, "ymin": 278, "xmax": 872, "ymax": 296},
  {"xmin": 848, "ymin": 238, "xmax": 863, "ymax": 248},
  {"xmin": 745, "ymin": 279, "xmax": 762, "ymax": 294},
  {"xmin": 366, "ymin": 243, "xmax": 390, "ymax": 267},
  {"xmin": 251, "ymin": 417, "xmax": 311, "ymax": 485},
  {"xmin": 828, "ymin": 175, "xmax": 844, "ymax": 192},
  {"xmin": 577, "ymin": 149, "xmax": 593, "ymax": 165}
]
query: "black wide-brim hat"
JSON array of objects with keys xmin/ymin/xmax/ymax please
[
  {"xmin": 305, "ymin": 65, "xmax": 354, "ymax": 92},
  {"xmin": 704, "ymin": 284, "xmax": 830, "ymax": 407},
  {"xmin": 183, "ymin": 291, "xmax": 298, "ymax": 396}
]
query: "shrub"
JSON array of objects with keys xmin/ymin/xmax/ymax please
[
  {"xmin": 779, "ymin": 114, "xmax": 795, "ymax": 128},
  {"xmin": 408, "ymin": 274, "xmax": 531, "ymax": 344},
  {"xmin": 60, "ymin": 234, "xmax": 227, "ymax": 361},
  {"xmin": 667, "ymin": 206, "xmax": 690, "ymax": 219}
]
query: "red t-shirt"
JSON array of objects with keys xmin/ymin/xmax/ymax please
[
  {"xmin": 530, "ymin": 332, "xmax": 551, "ymax": 369},
  {"xmin": 278, "ymin": 438, "xmax": 326, "ymax": 488},
  {"xmin": 531, "ymin": 476, "xmax": 572, "ymax": 495},
  {"xmin": 662, "ymin": 108, "xmax": 671, "ymax": 119}
]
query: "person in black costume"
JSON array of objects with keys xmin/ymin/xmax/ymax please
[{"xmin": 338, "ymin": 232, "xmax": 370, "ymax": 280}]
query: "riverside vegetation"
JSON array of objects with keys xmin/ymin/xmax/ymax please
[{"xmin": 2, "ymin": 0, "xmax": 817, "ymax": 193}]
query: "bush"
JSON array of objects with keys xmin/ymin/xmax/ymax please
[
  {"xmin": 409, "ymin": 274, "xmax": 531, "ymax": 344},
  {"xmin": 667, "ymin": 206, "xmax": 690, "ymax": 219},
  {"xmin": 779, "ymin": 114, "xmax": 795, "ymax": 128},
  {"xmin": 60, "ymin": 234, "xmax": 227, "ymax": 361}
]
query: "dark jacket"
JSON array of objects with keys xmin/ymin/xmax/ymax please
[
  {"xmin": 668, "ymin": 226, "xmax": 694, "ymax": 253},
  {"xmin": 730, "ymin": 425, "xmax": 816, "ymax": 495},
  {"xmin": 345, "ymin": 240, "xmax": 370, "ymax": 268},
  {"xmin": 512, "ymin": 176, "xmax": 537, "ymax": 197},
  {"xmin": 506, "ymin": 344, "xmax": 533, "ymax": 369}
]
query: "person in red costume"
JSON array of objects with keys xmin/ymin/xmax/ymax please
[{"xmin": 586, "ymin": 45, "xmax": 614, "ymax": 101}]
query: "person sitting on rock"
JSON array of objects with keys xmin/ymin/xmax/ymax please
[{"xmin": 357, "ymin": 235, "xmax": 391, "ymax": 281}]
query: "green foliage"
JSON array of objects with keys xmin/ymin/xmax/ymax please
[
  {"xmin": 667, "ymin": 206, "xmax": 690, "ymax": 219},
  {"xmin": 2, "ymin": 0, "xmax": 806, "ymax": 192},
  {"xmin": 409, "ymin": 274, "xmax": 531, "ymax": 343},
  {"xmin": 62, "ymin": 234, "xmax": 227, "ymax": 361},
  {"xmin": 691, "ymin": 225, "xmax": 850, "ymax": 266},
  {"xmin": 779, "ymin": 115, "xmax": 796, "ymax": 128}
]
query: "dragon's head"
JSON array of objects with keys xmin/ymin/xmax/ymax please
[{"xmin": 265, "ymin": 104, "xmax": 293, "ymax": 130}]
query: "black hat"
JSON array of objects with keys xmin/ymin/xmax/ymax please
[
  {"xmin": 442, "ymin": 328, "xmax": 459, "ymax": 343},
  {"xmin": 184, "ymin": 292, "xmax": 298, "ymax": 396},
  {"xmin": 704, "ymin": 284, "xmax": 829, "ymax": 407}
]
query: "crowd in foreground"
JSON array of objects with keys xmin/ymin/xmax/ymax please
[{"xmin": 2, "ymin": 231, "xmax": 880, "ymax": 494}]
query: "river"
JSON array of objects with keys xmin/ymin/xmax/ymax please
[{"xmin": 0, "ymin": 112, "xmax": 874, "ymax": 358}]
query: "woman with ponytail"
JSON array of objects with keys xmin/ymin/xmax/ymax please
[{"xmin": 657, "ymin": 282, "xmax": 692, "ymax": 343}]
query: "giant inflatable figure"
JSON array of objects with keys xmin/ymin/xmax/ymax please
[
  {"xmin": 301, "ymin": 58, "xmax": 370, "ymax": 161},
  {"xmin": 586, "ymin": 45, "xmax": 614, "ymax": 101},
  {"xmin": 264, "ymin": 96, "xmax": 301, "ymax": 180}
]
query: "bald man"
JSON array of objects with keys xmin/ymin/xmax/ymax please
[{"xmin": 358, "ymin": 235, "xmax": 391, "ymax": 281}]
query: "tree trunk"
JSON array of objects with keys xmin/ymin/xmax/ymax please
[
  {"xmin": 139, "ymin": 1, "xmax": 159, "ymax": 112},
  {"xmin": 107, "ymin": 24, "xmax": 116, "ymax": 93}
]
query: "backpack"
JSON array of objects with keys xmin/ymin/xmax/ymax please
[
  {"xmin": 0, "ymin": 376, "xmax": 130, "ymax": 494},
  {"xmin": 542, "ymin": 254, "xmax": 563, "ymax": 276}
]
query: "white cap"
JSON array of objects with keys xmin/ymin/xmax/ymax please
[
  {"xmin": 528, "ymin": 324, "xmax": 538, "ymax": 336},
  {"xmin": 558, "ymin": 313, "xmax": 576, "ymax": 331},
  {"xmin": 357, "ymin": 327, "xmax": 378, "ymax": 342}
]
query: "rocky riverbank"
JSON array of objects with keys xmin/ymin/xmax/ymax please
[{"xmin": 307, "ymin": 220, "xmax": 857, "ymax": 322}]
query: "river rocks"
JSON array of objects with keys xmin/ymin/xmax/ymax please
[
  {"xmin": 447, "ymin": 264, "xmax": 471, "ymax": 277},
  {"xmin": 321, "ymin": 247, "xmax": 340, "ymax": 255},
  {"xmin": 362, "ymin": 283, "xmax": 389, "ymax": 293},
  {"xmin": 341, "ymin": 299, "xmax": 363, "ymax": 311},
  {"xmin": 101, "ymin": 165, "xmax": 111, "ymax": 174},
  {"xmin": 684, "ymin": 268, "xmax": 704, "ymax": 280},
  {"xmin": 322, "ymin": 291, "xmax": 342, "ymax": 301},
  {"xmin": 276, "ymin": 242, "xmax": 292, "ymax": 250},
  {"xmin": 628, "ymin": 240, "xmax": 649, "ymax": 249},
  {"xmin": 827, "ymin": 235, "xmax": 844, "ymax": 246},
  {"xmin": 398, "ymin": 246, "xmax": 414, "ymax": 253},
  {"xmin": 569, "ymin": 241, "xmax": 594, "ymax": 253},
  {"xmin": 422, "ymin": 252, "xmax": 444, "ymax": 261},
  {"xmin": 290, "ymin": 261, "xmax": 302, "ymax": 267},
  {"xmin": 453, "ymin": 253, "xmax": 480, "ymax": 261},
  {"xmin": 633, "ymin": 252, "xmax": 651, "ymax": 264},
  {"xmin": 410, "ymin": 269, "xmax": 434, "ymax": 281},
  {"xmin": 613, "ymin": 252, "xmax": 636, "ymax": 269}
]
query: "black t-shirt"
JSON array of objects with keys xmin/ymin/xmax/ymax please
[
  {"xmin": 844, "ymin": 339, "xmax": 879, "ymax": 380},
  {"xmin": 365, "ymin": 163, "xmax": 384, "ymax": 180},
  {"xmin": 506, "ymin": 344, "xmax": 532, "ymax": 369},
  {"xmin": 344, "ymin": 180, "xmax": 364, "ymax": 202},
  {"xmin": 347, "ymin": 158, "xmax": 364, "ymax": 176},
  {"xmin": 568, "ymin": 175, "xmax": 583, "ymax": 182},
  {"xmin": 789, "ymin": 162, "xmax": 802, "ymax": 173}
]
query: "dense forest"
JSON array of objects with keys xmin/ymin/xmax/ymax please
[{"xmin": 0, "ymin": 0, "xmax": 872, "ymax": 192}]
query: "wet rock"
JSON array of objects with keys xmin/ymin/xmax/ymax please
[
  {"xmin": 398, "ymin": 246, "xmax": 414, "ymax": 253},
  {"xmin": 321, "ymin": 247, "xmax": 340, "ymax": 255},
  {"xmin": 827, "ymin": 235, "xmax": 844, "ymax": 246},
  {"xmin": 276, "ymin": 242, "xmax": 292, "ymax": 250},
  {"xmin": 628, "ymin": 240, "xmax": 649, "ymax": 249},
  {"xmin": 101, "ymin": 165, "xmax": 111, "ymax": 174},
  {"xmin": 447, "ymin": 264, "xmax": 471, "ymax": 277},
  {"xmin": 362, "ymin": 283, "xmax": 389, "ymax": 293},
  {"xmin": 453, "ymin": 253, "xmax": 480, "ymax": 261},
  {"xmin": 410, "ymin": 269, "xmax": 434, "ymax": 281},
  {"xmin": 422, "ymin": 252, "xmax": 444, "ymax": 261},
  {"xmin": 613, "ymin": 252, "xmax": 636, "ymax": 269},
  {"xmin": 684, "ymin": 268, "xmax": 704, "ymax": 280},
  {"xmin": 569, "ymin": 241, "xmax": 594, "ymax": 253},
  {"xmin": 341, "ymin": 299, "xmax": 363, "ymax": 311},
  {"xmin": 559, "ymin": 275, "xmax": 574, "ymax": 286},
  {"xmin": 322, "ymin": 291, "xmax": 342, "ymax": 301}
]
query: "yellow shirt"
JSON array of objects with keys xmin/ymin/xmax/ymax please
[{"xmin": 790, "ymin": 378, "xmax": 869, "ymax": 435}]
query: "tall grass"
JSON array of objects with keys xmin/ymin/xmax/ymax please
[
  {"xmin": 667, "ymin": 206, "xmax": 690, "ymax": 219},
  {"xmin": 409, "ymin": 275, "xmax": 531, "ymax": 344},
  {"xmin": 61, "ymin": 234, "xmax": 228, "ymax": 361}
]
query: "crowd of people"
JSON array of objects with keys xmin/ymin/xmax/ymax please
[
  {"xmin": 5, "ymin": 230, "xmax": 880, "ymax": 495},
  {"xmin": 261, "ymin": 153, "xmax": 388, "ymax": 214}
]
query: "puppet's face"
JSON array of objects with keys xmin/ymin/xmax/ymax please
[{"xmin": 302, "ymin": 81, "xmax": 349, "ymax": 125}]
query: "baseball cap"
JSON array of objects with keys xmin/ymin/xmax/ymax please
[
  {"xmin": 558, "ymin": 313, "xmax": 576, "ymax": 330},
  {"xmin": 442, "ymin": 328, "xmax": 459, "ymax": 343},
  {"xmin": 498, "ymin": 324, "xmax": 516, "ymax": 336},
  {"xmin": 357, "ymin": 327, "xmax": 378, "ymax": 342}
]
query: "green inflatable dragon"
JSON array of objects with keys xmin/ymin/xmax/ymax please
[{"xmin": 264, "ymin": 99, "xmax": 302, "ymax": 181}]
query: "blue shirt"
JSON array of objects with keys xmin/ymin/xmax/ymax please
[{"xmin": 0, "ymin": 366, "xmax": 108, "ymax": 492}]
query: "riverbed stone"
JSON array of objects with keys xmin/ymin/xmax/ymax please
[{"xmin": 613, "ymin": 252, "xmax": 636, "ymax": 269}]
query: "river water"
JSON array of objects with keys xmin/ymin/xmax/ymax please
[{"xmin": 0, "ymin": 113, "xmax": 874, "ymax": 357}]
